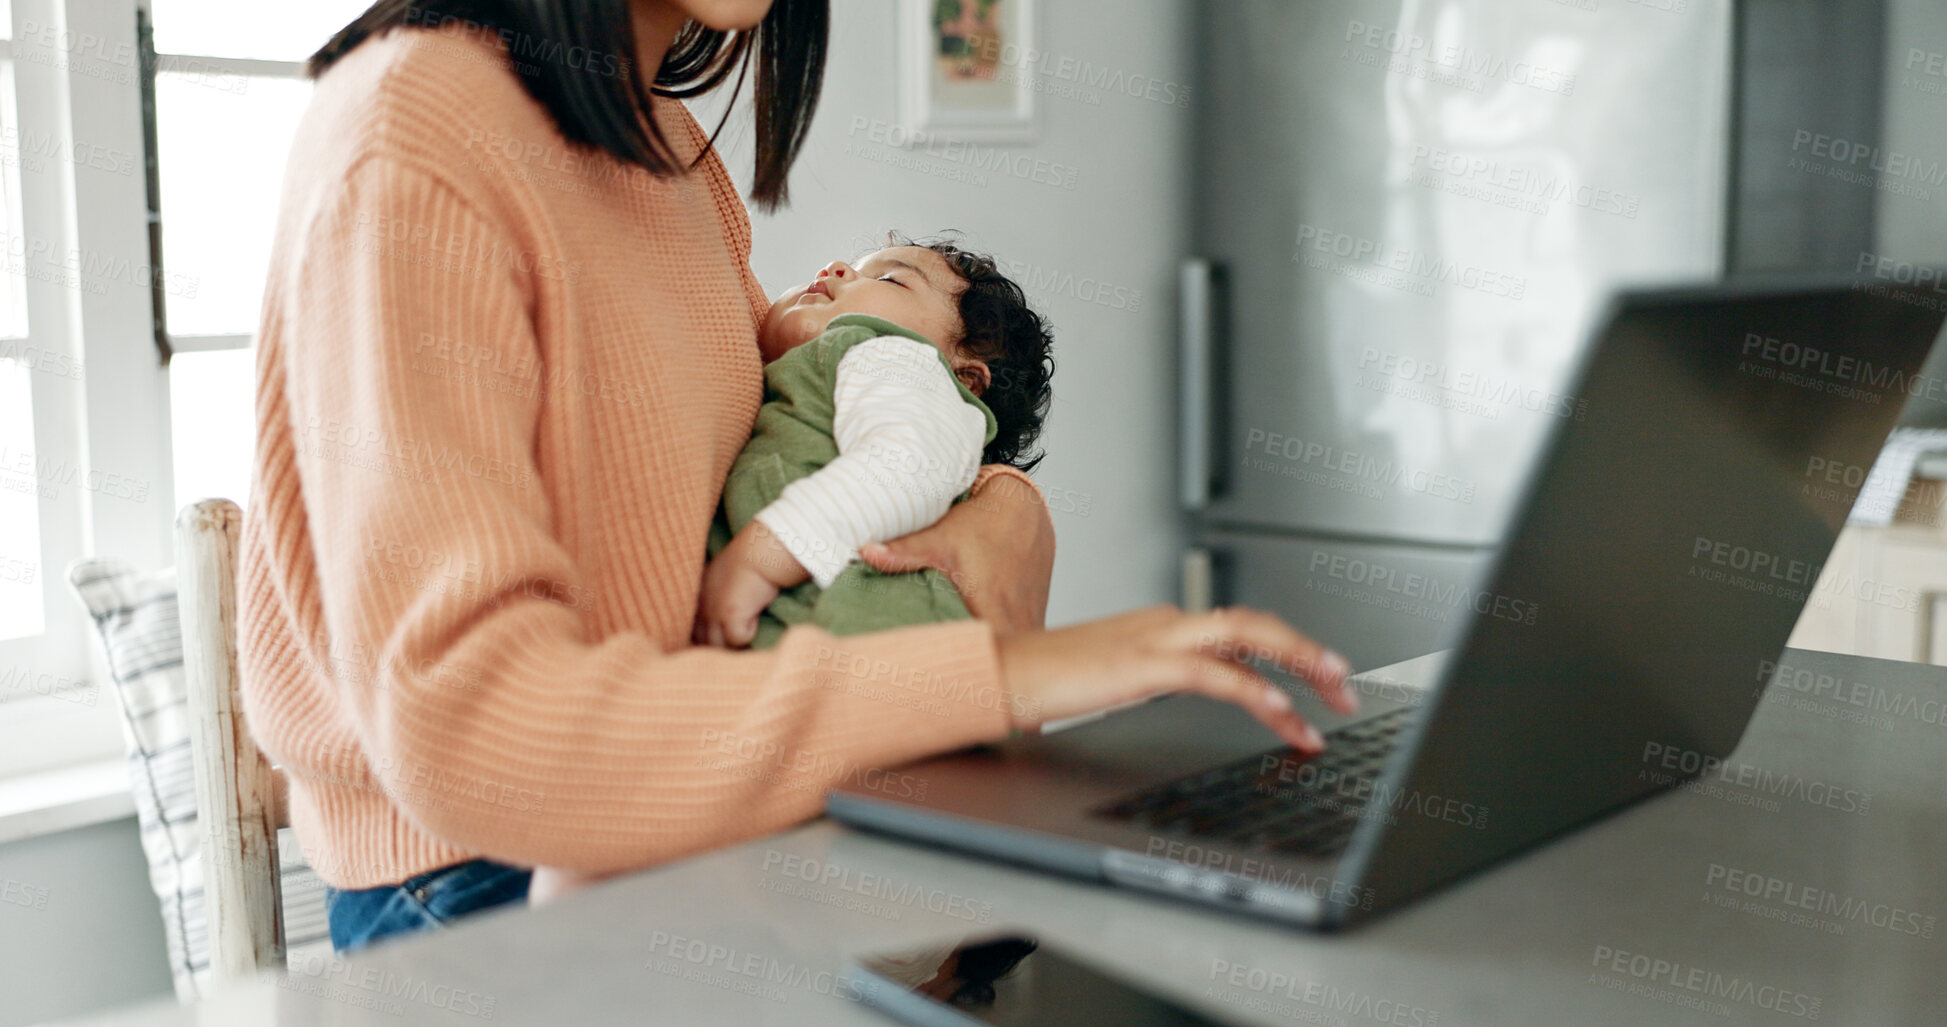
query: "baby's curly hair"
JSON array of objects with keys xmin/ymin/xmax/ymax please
[{"xmin": 884, "ymin": 232, "xmax": 1054, "ymax": 472}]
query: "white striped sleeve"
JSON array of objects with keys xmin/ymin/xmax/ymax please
[{"xmin": 753, "ymin": 336, "xmax": 988, "ymax": 589}]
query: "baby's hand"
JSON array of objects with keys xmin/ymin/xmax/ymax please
[{"xmin": 693, "ymin": 521, "xmax": 810, "ymax": 648}]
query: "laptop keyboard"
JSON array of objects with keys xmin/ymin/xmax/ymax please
[{"xmin": 1091, "ymin": 707, "xmax": 1416, "ymax": 857}]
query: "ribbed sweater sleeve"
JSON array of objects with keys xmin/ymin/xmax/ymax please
[{"xmin": 276, "ymin": 152, "xmax": 1014, "ymax": 873}]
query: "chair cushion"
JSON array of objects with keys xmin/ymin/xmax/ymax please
[{"xmin": 66, "ymin": 558, "xmax": 330, "ymax": 1002}]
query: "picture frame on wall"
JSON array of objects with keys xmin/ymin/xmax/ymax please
[{"xmin": 899, "ymin": 0, "xmax": 1038, "ymax": 144}]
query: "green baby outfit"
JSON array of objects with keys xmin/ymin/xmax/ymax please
[{"xmin": 712, "ymin": 313, "xmax": 998, "ymax": 649}]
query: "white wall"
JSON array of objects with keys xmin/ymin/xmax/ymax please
[
  {"xmin": 711, "ymin": 0, "xmax": 1197, "ymax": 626},
  {"xmin": 0, "ymin": 817, "xmax": 174, "ymax": 1026}
]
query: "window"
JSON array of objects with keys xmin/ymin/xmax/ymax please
[
  {"xmin": 149, "ymin": 1, "xmax": 369, "ymax": 506},
  {"xmin": 0, "ymin": 2, "xmax": 42, "ymax": 645},
  {"xmin": 0, "ymin": 358, "xmax": 41, "ymax": 642},
  {"xmin": 0, "ymin": 0, "xmax": 368, "ymax": 778},
  {"xmin": 167, "ymin": 346, "xmax": 254, "ymax": 510},
  {"xmin": 0, "ymin": 0, "xmax": 143, "ymax": 774}
]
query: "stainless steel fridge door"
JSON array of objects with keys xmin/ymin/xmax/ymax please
[
  {"xmin": 1199, "ymin": 530, "xmax": 1496, "ymax": 673},
  {"xmin": 1189, "ymin": 0, "xmax": 1732, "ymax": 545}
]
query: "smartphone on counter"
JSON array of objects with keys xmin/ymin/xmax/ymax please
[{"xmin": 843, "ymin": 930, "xmax": 1230, "ymax": 1026}]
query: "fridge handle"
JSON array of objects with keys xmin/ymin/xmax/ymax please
[
  {"xmin": 1180, "ymin": 545, "xmax": 1229, "ymax": 613},
  {"xmin": 1179, "ymin": 258, "xmax": 1221, "ymax": 510}
]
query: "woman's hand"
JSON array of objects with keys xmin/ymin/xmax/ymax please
[
  {"xmin": 859, "ymin": 471, "xmax": 1054, "ymax": 635},
  {"xmin": 995, "ymin": 605, "xmax": 1357, "ymax": 753}
]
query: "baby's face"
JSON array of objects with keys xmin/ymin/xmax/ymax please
[{"xmin": 759, "ymin": 246, "xmax": 965, "ymax": 364}]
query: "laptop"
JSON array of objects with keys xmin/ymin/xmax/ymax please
[{"xmin": 826, "ymin": 275, "xmax": 1947, "ymax": 929}]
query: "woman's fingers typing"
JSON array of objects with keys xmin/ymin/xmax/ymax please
[
  {"xmin": 995, "ymin": 604, "xmax": 1354, "ymax": 754},
  {"xmin": 1162, "ymin": 606, "xmax": 1359, "ymax": 715},
  {"xmin": 1162, "ymin": 653, "xmax": 1326, "ymax": 753}
]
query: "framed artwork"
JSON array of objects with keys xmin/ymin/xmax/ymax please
[{"xmin": 899, "ymin": 0, "xmax": 1038, "ymax": 144}]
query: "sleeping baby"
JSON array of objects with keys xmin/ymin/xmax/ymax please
[
  {"xmin": 528, "ymin": 233, "xmax": 1055, "ymax": 904},
  {"xmin": 694, "ymin": 233, "xmax": 1055, "ymax": 648}
]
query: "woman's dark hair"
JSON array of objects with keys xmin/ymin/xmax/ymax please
[
  {"xmin": 308, "ymin": 0, "xmax": 828, "ymax": 211},
  {"xmin": 886, "ymin": 232, "xmax": 1055, "ymax": 473}
]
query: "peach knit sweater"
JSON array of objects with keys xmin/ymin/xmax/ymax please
[{"xmin": 238, "ymin": 25, "xmax": 1019, "ymax": 889}]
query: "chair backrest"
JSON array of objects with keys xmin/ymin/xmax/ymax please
[{"xmin": 176, "ymin": 498, "xmax": 286, "ymax": 982}]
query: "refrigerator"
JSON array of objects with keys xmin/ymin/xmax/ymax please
[{"xmin": 1179, "ymin": 0, "xmax": 1932, "ymax": 669}]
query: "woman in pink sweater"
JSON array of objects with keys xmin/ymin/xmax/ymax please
[{"xmin": 241, "ymin": 0, "xmax": 1355, "ymax": 953}]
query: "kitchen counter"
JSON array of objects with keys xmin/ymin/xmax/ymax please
[{"xmin": 46, "ymin": 647, "xmax": 1947, "ymax": 1026}]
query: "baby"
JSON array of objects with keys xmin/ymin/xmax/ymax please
[
  {"xmin": 529, "ymin": 234, "xmax": 1054, "ymax": 904},
  {"xmin": 695, "ymin": 234, "xmax": 1055, "ymax": 649}
]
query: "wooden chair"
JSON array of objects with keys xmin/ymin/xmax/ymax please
[{"xmin": 177, "ymin": 498, "xmax": 288, "ymax": 983}]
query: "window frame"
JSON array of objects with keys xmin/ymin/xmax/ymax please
[
  {"xmin": 146, "ymin": 49, "xmax": 302, "ymax": 358},
  {"xmin": 0, "ymin": 0, "xmax": 183, "ymax": 778},
  {"xmin": 0, "ymin": 0, "xmax": 323, "ymax": 781}
]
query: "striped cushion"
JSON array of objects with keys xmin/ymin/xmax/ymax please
[{"xmin": 67, "ymin": 558, "xmax": 330, "ymax": 1002}]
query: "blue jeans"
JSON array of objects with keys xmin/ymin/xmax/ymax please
[{"xmin": 323, "ymin": 859, "xmax": 532, "ymax": 954}]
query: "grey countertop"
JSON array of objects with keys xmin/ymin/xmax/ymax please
[{"xmin": 47, "ymin": 647, "xmax": 1947, "ymax": 1026}]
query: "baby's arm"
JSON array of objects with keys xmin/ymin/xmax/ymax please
[
  {"xmin": 695, "ymin": 336, "xmax": 988, "ymax": 647},
  {"xmin": 694, "ymin": 519, "xmax": 813, "ymax": 647}
]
